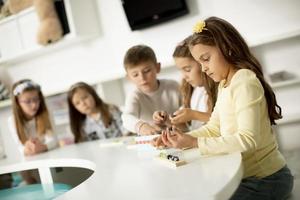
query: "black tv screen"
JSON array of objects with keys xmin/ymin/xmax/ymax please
[{"xmin": 122, "ymin": 0, "xmax": 189, "ymax": 30}]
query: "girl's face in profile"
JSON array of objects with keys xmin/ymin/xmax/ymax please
[
  {"xmin": 190, "ymin": 44, "xmax": 231, "ymax": 82},
  {"xmin": 174, "ymin": 57, "xmax": 203, "ymax": 87},
  {"xmin": 71, "ymin": 88, "xmax": 97, "ymax": 116},
  {"xmin": 17, "ymin": 90, "xmax": 40, "ymax": 119}
]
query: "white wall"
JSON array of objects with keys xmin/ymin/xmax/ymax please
[
  {"xmin": 1, "ymin": 0, "xmax": 300, "ymax": 156},
  {"xmin": 1, "ymin": 0, "xmax": 300, "ymax": 95}
]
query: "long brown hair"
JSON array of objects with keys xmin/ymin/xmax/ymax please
[
  {"xmin": 67, "ymin": 82, "xmax": 113, "ymax": 143},
  {"xmin": 11, "ymin": 79, "xmax": 52, "ymax": 144},
  {"xmin": 189, "ymin": 16, "xmax": 282, "ymax": 125},
  {"xmin": 173, "ymin": 36, "xmax": 218, "ymax": 112}
]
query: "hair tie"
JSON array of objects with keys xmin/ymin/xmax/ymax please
[
  {"xmin": 13, "ymin": 81, "xmax": 40, "ymax": 96},
  {"xmin": 193, "ymin": 20, "xmax": 207, "ymax": 33}
]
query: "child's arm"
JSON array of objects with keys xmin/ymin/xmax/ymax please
[
  {"xmin": 7, "ymin": 116, "xmax": 25, "ymax": 155},
  {"xmin": 121, "ymin": 92, "xmax": 142, "ymax": 133},
  {"xmin": 170, "ymin": 108, "xmax": 211, "ymax": 124},
  {"xmin": 122, "ymin": 91, "xmax": 161, "ymax": 135},
  {"xmin": 153, "ymin": 110, "xmax": 169, "ymax": 126},
  {"xmin": 194, "ymin": 81, "xmax": 262, "ymax": 155},
  {"xmin": 136, "ymin": 121, "xmax": 161, "ymax": 135},
  {"xmin": 24, "ymin": 138, "xmax": 47, "ymax": 155},
  {"xmin": 187, "ymin": 104, "xmax": 221, "ymax": 138}
]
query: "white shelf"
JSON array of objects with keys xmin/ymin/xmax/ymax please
[
  {"xmin": 0, "ymin": 99, "xmax": 12, "ymax": 108},
  {"xmin": 271, "ymin": 78, "xmax": 300, "ymax": 89},
  {"xmin": 277, "ymin": 113, "xmax": 300, "ymax": 125},
  {"xmin": 0, "ymin": 34, "xmax": 96, "ymax": 65},
  {"xmin": 98, "ymin": 60, "xmax": 175, "ymax": 83},
  {"xmin": 0, "ymin": 0, "xmax": 99, "ymax": 65},
  {"xmin": 249, "ymin": 28, "xmax": 300, "ymax": 47}
]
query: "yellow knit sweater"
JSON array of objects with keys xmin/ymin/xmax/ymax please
[{"xmin": 189, "ymin": 69, "xmax": 286, "ymax": 178}]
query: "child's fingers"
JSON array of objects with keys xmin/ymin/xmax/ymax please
[
  {"xmin": 152, "ymin": 124, "xmax": 162, "ymax": 132},
  {"xmin": 161, "ymin": 131, "xmax": 172, "ymax": 147},
  {"xmin": 173, "ymin": 109, "xmax": 182, "ymax": 116},
  {"xmin": 150, "ymin": 137, "xmax": 158, "ymax": 146},
  {"xmin": 151, "ymin": 136, "xmax": 163, "ymax": 147},
  {"xmin": 166, "ymin": 132, "xmax": 177, "ymax": 147},
  {"xmin": 170, "ymin": 115, "xmax": 182, "ymax": 124},
  {"xmin": 153, "ymin": 114, "xmax": 163, "ymax": 121},
  {"xmin": 159, "ymin": 111, "xmax": 167, "ymax": 121}
]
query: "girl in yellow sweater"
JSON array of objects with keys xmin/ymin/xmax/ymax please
[{"xmin": 153, "ymin": 17, "xmax": 293, "ymax": 200}]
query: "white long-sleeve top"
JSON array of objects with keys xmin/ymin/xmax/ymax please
[
  {"xmin": 190, "ymin": 86, "xmax": 209, "ymax": 130},
  {"xmin": 8, "ymin": 116, "xmax": 58, "ymax": 155},
  {"xmin": 122, "ymin": 79, "xmax": 181, "ymax": 133}
]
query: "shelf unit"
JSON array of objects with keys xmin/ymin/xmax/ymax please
[
  {"xmin": 271, "ymin": 78, "xmax": 300, "ymax": 89},
  {"xmin": 248, "ymin": 28, "xmax": 300, "ymax": 48},
  {"xmin": 0, "ymin": 0, "xmax": 99, "ymax": 65},
  {"xmin": 277, "ymin": 113, "xmax": 300, "ymax": 125},
  {"xmin": 0, "ymin": 99, "xmax": 11, "ymax": 108}
]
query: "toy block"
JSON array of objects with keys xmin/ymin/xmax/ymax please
[{"xmin": 154, "ymin": 153, "xmax": 187, "ymax": 168}]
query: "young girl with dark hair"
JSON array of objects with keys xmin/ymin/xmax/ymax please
[
  {"xmin": 67, "ymin": 82, "xmax": 128, "ymax": 143},
  {"xmin": 153, "ymin": 17, "xmax": 293, "ymax": 200}
]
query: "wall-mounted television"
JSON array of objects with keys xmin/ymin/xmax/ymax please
[{"xmin": 122, "ymin": 0, "xmax": 189, "ymax": 31}]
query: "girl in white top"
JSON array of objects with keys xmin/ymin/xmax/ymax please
[
  {"xmin": 153, "ymin": 36, "xmax": 218, "ymax": 130},
  {"xmin": 8, "ymin": 79, "xmax": 58, "ymax": 156}
]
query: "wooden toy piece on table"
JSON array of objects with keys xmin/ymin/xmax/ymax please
[{"xmin": 154, "ymin": 152, "xmax": 187, "ymax": 168}]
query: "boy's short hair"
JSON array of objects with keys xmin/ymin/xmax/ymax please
[{"xmin": 123, "ymin": 45, "xmax": 157, "ymax": 70}]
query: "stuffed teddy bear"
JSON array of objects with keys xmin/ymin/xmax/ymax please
[
  {"xmin": 5, "ymin": 0, "xmax": 63, "ymax": 45},
  {"xmin": 33, "ymin": 0, "xmax": 63, "ymax": 45},
  {"xmin": 7, "ymin": 0, "xmax": 32, "ymax": 14},
  {"xmin": 0, "ymin": 0, "xmax": 12, "ymax": 19}
]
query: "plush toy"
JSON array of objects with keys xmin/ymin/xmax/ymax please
[
  {"xmin": 8, "ymin": 0, "xmax": 32, "ymax": 14},
  {"xmin": 33, "ymin": 0, "xmax": 63, "ymax": 45},
  {"xmin": 5, "ymin": 0, "xmax": 63, "ymax": 46},
  {"xmin": 0, "ymin": 0, "xmax": 12, "ymax": 19}
]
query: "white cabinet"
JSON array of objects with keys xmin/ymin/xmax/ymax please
[
  {"xmin": 0, "ymin": 19, "xmax": 23, "ymax": 59},
  {"xmin": 17, "ymin": 8, "xmax": 40, "ymax": 51},
  {"xmin": 0, "ymin": 0, "xmax": 99, "ymax": 64}
]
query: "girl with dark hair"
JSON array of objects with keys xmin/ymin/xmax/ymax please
[
  {"xmin": 153, "ymin": 17, "xmax": 293, "ymax": 200},
  {"xmin": 67, "ymin": 82, "xmax": 127, "ymax": 143}
]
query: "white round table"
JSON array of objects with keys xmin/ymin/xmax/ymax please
[{"xmin": 0, "ymin": 138, "xmax": 243, "ymax": 200}]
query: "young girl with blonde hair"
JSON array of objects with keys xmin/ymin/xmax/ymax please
[
  {"xmin": 67, "ymin": 82, "xmax": 128, "ymax": 143},
  {"xmin": 8, "ymin": 79, "xmax": 58, "ymax": 156},
  {"xmin": 8, "ymin": 79, "xmax": 58, "ymax": 184},
  {"xmin": 153, "ymin": 17, "xmax": 293, "ymax": 200},
  {"xmin": 171, "ymin": 36, "xmax": 218, "ymax": 129}
]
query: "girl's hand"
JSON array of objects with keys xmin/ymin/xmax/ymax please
[
  {"xmin": 170, "ymin": 108, "xmax": 195, "ymax": 124},
  {"xmin": 24, "ymin": 140, "xmax": 35, "ymax": 156},
  {"xmin": 24, "ymin": 138, "xmax": 47, "ymax": 155},
  {"xmin": 161, "ymin": 127, "xmax": 198, "ymax": 149},
  {"xmin": 139, "ymin": 123, "xmax": 161, "ymax": 135},
  {"xmin": 153, "ymin": 111, "xmax": 168, "ymax": 125},
  {"xmin": 31, "ymin": 139, "xmax": 47, "ymax": 154},
  {"xmin": 151, "ymin": 136, "xmax": 166, "ymax": 148}
]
